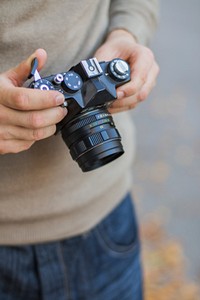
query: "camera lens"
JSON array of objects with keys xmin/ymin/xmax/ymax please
[{"xmin": 61, "ymin": 108, "xmax": 124, "ymax": 172}]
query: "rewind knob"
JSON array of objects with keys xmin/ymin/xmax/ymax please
[{"xmin": 33, "ymin": 79, "xmax": 55, "ymax": 91}]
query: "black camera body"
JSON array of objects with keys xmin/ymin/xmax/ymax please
[{"xmin": 29, "ymin": 57, "xmax": 130, "ymax": 172}]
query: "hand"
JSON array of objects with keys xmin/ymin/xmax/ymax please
[
  {"xmin": 0, "ymin": 49, "xmax": 67, "ymax": 154},
  {"xmin": 94, "ymin": 29, "xmax": 159, "ymax": 113}
]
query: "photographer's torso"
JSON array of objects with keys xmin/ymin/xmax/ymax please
[{"xmin": 0, "ymin": 0, "xmax": 136, "ymax": 244}]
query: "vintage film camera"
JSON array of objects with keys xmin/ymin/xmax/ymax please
[{"xmin": 29, "ymin": 57, "xmax": 130, "ymax": 172}]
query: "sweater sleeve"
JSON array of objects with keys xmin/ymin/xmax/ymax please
[{"xmin": 108, "ymin": 0, "xmax": 159, "ymax": 45}]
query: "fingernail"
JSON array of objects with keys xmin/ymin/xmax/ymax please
[
  {"xmin": 55, "ymin": 94, "xmax": 65, "ymax": 105},
  {"xmin": 63, "ymin": 108, "xmax": 68, "ymax": 116},
  {"xmin": 117, "ymin": 91, "xmax": 125, "ymax": 99}
]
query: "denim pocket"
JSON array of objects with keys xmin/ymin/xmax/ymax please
[{"xmin": 95, "ymin": 194, "xmax": 140, "ymax": 258}]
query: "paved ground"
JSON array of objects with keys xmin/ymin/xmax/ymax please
[{"xmin": 131, "ymin": 0, "xmax": 200, "ymax": 282}]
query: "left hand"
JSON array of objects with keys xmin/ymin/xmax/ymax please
[{"xmin": 94, "ymin": 29, "xmax": 159, "ymax": 113}]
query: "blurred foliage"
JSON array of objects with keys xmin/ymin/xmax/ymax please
[{"xmin": 141, "ymin": 217, "xmax": 200, "ymax": 300}]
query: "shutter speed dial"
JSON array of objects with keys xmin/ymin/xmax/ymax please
[
  {"xmin": 62, "ymin": 71, "xmax": 83, "ymax": 93},
  {"xmin": 108, "ymin": 59, "xmax": 130, "ymax": 81}
]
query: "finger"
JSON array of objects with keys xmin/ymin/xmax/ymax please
[
  {"xmin": 0, "ymin": 105, "xmax": 67, "ymax": 129},
  {"xmin": 137, "ymin": 62, "xmax": 159, "ymax": 101},
  {"xmin": 110, "ymin": 62, "xmax": 159, "ymax": 113},
  {"xmin": 0, "ymin": 140, "xmax": 35, "ymax": 154},
  {"xmin": 110, "ymin": 94, "xmax": 138, "ymax": 110},
  {"xmin": 117, "ymin": 47, "xmax": 154, "ymax": 98},
  {"xmin": 94, "ymin": 45, "xmax": 118, "ymax": 62},
  {"xmin": 0, "ymin": 124, "xmax": 56, "ymax": 141},
  {"xmin": 108, "ymin": 102, "xmax": 137, "ymax": 114},
  {"xmin": 0, "ymin": 87, "xmax": 65, "ymax": 110},
  {"xmin": 4, "ymin": 49, "xmax": 47, "ymax": 87}
]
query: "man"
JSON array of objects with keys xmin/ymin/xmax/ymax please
[{"xmin": 0, "ymin": 1, "xmax": 159, "ymax": 299}]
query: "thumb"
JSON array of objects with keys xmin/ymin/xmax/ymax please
[
  {"xmin": 4, "ymin": 48, "xmax": 47, "ymax": 87},
  {"xmin": 94, "ymin": 43, "xmax": 118, "ymax": 62}
]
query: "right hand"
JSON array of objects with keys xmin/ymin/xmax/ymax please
[{"xmin": 0, "ymin": 49, "xmax": 67, "ymax": 154}]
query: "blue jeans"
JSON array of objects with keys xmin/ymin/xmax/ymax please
[{"xmin": 0, "ymin": 194, "xmax": 143, "ymax": 300}]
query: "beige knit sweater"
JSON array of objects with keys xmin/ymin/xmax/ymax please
[{"xmin": 0, "ymin": 0, "xmax": 158, "ymax": 245}]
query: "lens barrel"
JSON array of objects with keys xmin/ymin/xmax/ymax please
[{"xmin": 61, "ymin": 108, "xmax": 124, "ymax": 172}]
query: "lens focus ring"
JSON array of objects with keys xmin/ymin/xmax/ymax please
[{"xmin": 61, "ymin": 108, "xmax": 124, "ymax": 172}]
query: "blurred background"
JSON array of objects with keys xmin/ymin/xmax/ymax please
[{"xmin": 131, "ymin": 0, "xmax": 200, "ymax": 298}]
